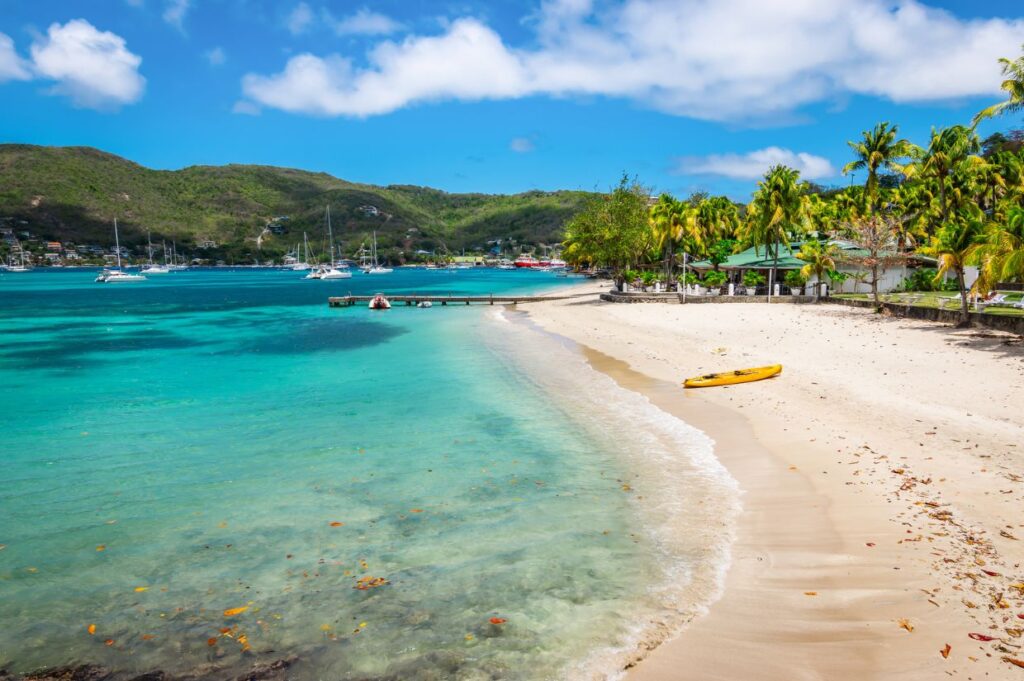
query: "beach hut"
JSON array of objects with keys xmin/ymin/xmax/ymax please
[{"xmin": 689, "ymin": 240, "xmax": 932, "ymax": 295}]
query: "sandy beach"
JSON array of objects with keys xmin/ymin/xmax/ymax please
[{"xmin": 524, "ymin": 283, "xmax": 1024, "ymax": 680}]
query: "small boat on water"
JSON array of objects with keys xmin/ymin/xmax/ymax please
[
  {"xmin": 417, "ymin": 301, "xmax": 433, "ymax": 308},
  {"xmin": 369, "ymin": 293, "xmax": 391, "ymax": 310},
  {"xmin": 514, "ymin": 254, "xmax": 539, "ymax": 268},
  {"xmin": 4, "ymin": 251, "xmax": 31, "ymax": 272},
  {"xmin": 683, "ymin": 364, "xmax": 782, "ymax": 388},
  {"xmin": 496, "ymin": 259, "xmax": 515, "ymax": 270}
]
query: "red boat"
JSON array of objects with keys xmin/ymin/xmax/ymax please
[
  {"xmin": 368, "ymin": 293, "xmax": 391, "ymax": 310},
  {"xmin": 514, "ymin": 255, "xmax": 539, "ymax": 268}
]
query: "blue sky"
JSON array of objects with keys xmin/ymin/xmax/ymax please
[{"xmin": 1, "ymin": 0, "xmax": 1023, "ymax": 200}]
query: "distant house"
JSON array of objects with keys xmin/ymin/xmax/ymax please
[
  {"xmin": 65, "ymin": 250, "xmax": 81, "ymax": 260},
  {"xmin": 198, "ymin": 239, "xmax": 217, "ymax": 249},
  {"xmin": 358, "ymin": 205, "xmax": 381, "ymax": 217},
  {"xmin": 46, "ymin": 241, "xmax": 62, "ymax": 252}
]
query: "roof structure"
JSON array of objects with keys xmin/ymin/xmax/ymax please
[{"xmin": 689, "ymin": 240, "xmax": 933, "ymax": 270}]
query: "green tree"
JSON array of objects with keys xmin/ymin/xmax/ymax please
[
  {"xmin": 741, "ymin": 165, "xmax": 806, "ymax": 293},
  {"xmin": 973, "ymin": 44, "xmax": 1024, "ymax": 124},
  {"xmin": 562, "ymin": 174, "xmax": 654, "ymax": 284},
  {"xmin": 972, "ymin": 206, "xmax": 1024, "ymax": 292},
  {"xmin": 650, "ymin": 194, "xmax": 694, "ymax": 287},
  {"xmin": 842, "ymin": 122, "xmax": 913, "ymax": 212},
  {"xmin": 796, "ymin": 240, "xmax": 839, "ymax": 300},
  {"xmin": 925, "ymin": 217, "xmax": 987, "ymax": 325}
]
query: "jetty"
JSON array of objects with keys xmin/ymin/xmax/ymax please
[{"xmin": 328, "ymin": 292, "xmax": 592, "ymax": 307}]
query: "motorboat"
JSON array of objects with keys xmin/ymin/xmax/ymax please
[
  {"xmin": 369, "ymin": 293, "xmax": 391, "ymax": 310},
  {"xmin": 417, "ymin": 300, "xmax": 433, "ymax": 308},
  {"xmin": 96, "ymin": 219, "xmax": 145, "ymax": 283},
  {"xmin": 496, "ymin": 259, "xmax": 515, "ymax": 270},
  {"xmin": 514, "ymin": 254, "xmax": 539, "ymax": 268}
]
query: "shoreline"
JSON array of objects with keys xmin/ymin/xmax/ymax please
[{"xmin": 521, "ymin": 284, "xmax": 1024, "ymax": 679}]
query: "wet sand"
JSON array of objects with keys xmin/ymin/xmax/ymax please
[{"xmin": 523, "ymin": 284, "xmax": 1024, "ymax": 680}]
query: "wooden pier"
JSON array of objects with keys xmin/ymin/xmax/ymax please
[{"xmin": 328, "ymin": 292, "xmax": 592, "ymax": 307}]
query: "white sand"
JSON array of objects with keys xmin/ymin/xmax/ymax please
[{"xmin": 523, "ymin": 284, "xmax": 1024, "ymax": 680}]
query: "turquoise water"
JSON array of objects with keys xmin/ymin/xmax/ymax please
[{"xmin": 0, "ymin": 268, "xmax": 737, "ymax": 680}]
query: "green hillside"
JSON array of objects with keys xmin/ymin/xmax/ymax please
[{"xmin": 0, "ymin": 144, "xmax": 592, "ymax": 262}]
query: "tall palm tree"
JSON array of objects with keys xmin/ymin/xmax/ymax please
[
  {"xmin": 649, "ymin": 194, "xmax": 694, "ymax": 287},
  {"xmin": 973, "ymin": 43, "xmax": 1024, "ymax": 124},
  {"xmin": 693, "ymin": 196, "xmax": 741, "ymax": 243},
  {"xmin": 741, "ymin": 165, "xmax": 805, "ymax": 292},
  {"xmin": 796, "ymin": 240, "xmax": 839, "ymax": 300},
  {"xmin": 906, "ymin": 126, "xmax": 983, "ymax": 233},
  {"xmin": 842, "ymin": 122, "xmax": 913, "ymax": 212},
  {"xmin": 927, "ymin": 216, "xmax": 987, "ymax": 325}
]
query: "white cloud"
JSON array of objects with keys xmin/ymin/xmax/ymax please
[
  {"xmin": 287, "ymin": 2, "xmax": 314, "ymax": 35},
  {"xmin": 163, "ymin": 0, "xmax": 191, "ymax": 30},
  {"xmin": 240, "ymin": 0, "xmax": 1024, "ymax": 121},
  {"xmin": 0, "ymin": 32, "xmax": 31, "ymax": 82},
  {"xmin": 232, "ymin": 100, "xmax": 261, "ymax": 115},
  {"xmin": 205, "ymin": 46, "xmax": 225, "ymax": 65},
  {"xmin": 327, "ymin": 8, "xmax": 404, "ymax": 37},
  {"xmin": 510, "ymin": 137, "xmax": 535, "ymax": 153},
  {"xmin": 676, "ymin": 147, "xmax": 836, "ymax": 180},
  {"xmin": 29, "ymin": 19, "xmax": 145, "ymax": 109}
]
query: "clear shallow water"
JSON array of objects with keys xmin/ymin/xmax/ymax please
[{"xmin": 0, "ymin": 268, "xmax": 738, "ymax": 680}]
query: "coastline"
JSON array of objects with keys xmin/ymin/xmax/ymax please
[{"xmin": 521, "ymin": 283, "xmax": 1024, "ymax": 680}]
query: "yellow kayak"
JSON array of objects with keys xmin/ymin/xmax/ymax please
[{"xmin": 683, "ymin": 364, "xmax": 782, "ymax": 388}]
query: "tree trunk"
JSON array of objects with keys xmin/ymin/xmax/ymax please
[
  {"xmin": 871, "ymin": 265, "xmax": 880, "ymax": 309},
  {"xmin": 665, "ymin": 240, "xmax": 674, "ymax": 291},
  {"xmin": 956, "ymin": 266, "xmax": 970, "ymax": 326}
]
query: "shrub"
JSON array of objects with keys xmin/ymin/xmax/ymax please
[
  {"xmin": 678, "ymin": 271, "xmax": 699, "ymax": 285},
  {"xmin": 704, "ymin": 270, "xmax": 727, "ymax": 286},
  {"xmin": 742, "ymin": 270, "xmax": 766, "ymax": 287},
  {"xmin": 640, "ymin": 270, "xmax": 658, "ymax": 286},
  {"xmin": 900, "ymin": 267, "xmax": 939, "ymax": 292},
  {"xmin": 783, "ymin": 270, "xmax": 807, "ymax": 288}
]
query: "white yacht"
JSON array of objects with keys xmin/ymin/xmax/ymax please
[
  {"xmin": 290, "ymin": 234, "xmax": 312, "ymax": 271},
  {"xmin": 5, "ymin": 250, "xmax": 31, "ymax": 272},
  {"xmin": 364, "ymin": 231, "xmax": 392, "ymax": 274},
  {"xmin": 140, "ymin": 232, "xmax": 170, "ymax": 275},
  {"xmin": 307, "ymin": 207, "xmax": 351, "ymax": 280},
  {"xmin": 96, "ymin": 219, "xmax": 146, "ymax": 283}
]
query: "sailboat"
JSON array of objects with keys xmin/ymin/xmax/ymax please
[
  {"xmin": 141, "ymin": 231, "xmax": 170, "ymax": 275},
  {"xmin": 309, "ymin": 206, "xmax": 351, "ymax": 280},
  {"xmin": 291, "ymin": 234, "xmax": 312, "ymax": 271},
  {"xmin": 5, "ymin": 249, "xmax": 31, "ymax": 272},
  {"xmin": 365, "ymin": 231, "xmax": 392, "ymax": 274},
  {"xmin": 96, "ymin": 219, "xmax": 146, "ymax": 283}
]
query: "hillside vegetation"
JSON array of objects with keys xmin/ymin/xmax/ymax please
[{"xmin": 0, "ymin": 145, "xmax": 592, "ymax": 261}]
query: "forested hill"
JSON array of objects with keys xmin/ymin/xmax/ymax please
[{"xmin": 0, "ymin": 144, "xmax": 593, "ymax": 261}]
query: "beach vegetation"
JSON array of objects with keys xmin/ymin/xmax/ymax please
[
  {"xmin": 740, "ymin": 165, "xmax": 806, "ymax": 290},
  {"xmin": 796, "ymin": 240, "xmax": 839, "ymax": 299},
  {"xmin": 843, "ymin": 122, "xmax": 914, "ymax": 212},
  {"xmin": 783, "ymin": 269, "xmax": 807, "ymax": 292},
  {"xmin": 703, "ymin": 270, "xmax": 728, "ymax": 287},
  {"xmin": 973, "ymin": 43, "xmax": 1024, "ymax": 125},
  {"xmin": 742, "ymin": 270, "xmax": 766, "ymax": 288}
]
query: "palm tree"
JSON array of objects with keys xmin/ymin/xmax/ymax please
[
  {"xmin": 907, "ymin": 126, "xmax": 983, "ymax": 232},
  {"xmin": 927, "ymin": 216, "xmax": 986, "ymax": 325},
  {"xmin": 649, "ymin": 194, "xmax": 694, "ymax": 288},
  {"xmin": 843, "ymin": 122, "xmax": 914, "ymax": 212},
  {"xmin": 796, "ymin": 240, "xmax": 838, "ymax": 300},
  {"xmin": 973, "ymin": 43, "xmax": 1024, "ymax": 124},
  {"xmin": 693, "ymin": 196, "xmax": 741, "ymax": 243},
  {"xmin": 973, "ymin": 206, "xmax": 1024, "ymax": 292},
  {"xmin": 742, "ymin": 165, "xmax": 805, "ymax": 292}
]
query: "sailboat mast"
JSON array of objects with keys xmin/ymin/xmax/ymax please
[
  {"xmin": 114, "ymin": 218, "xmax": 122, "ymax": 269},
  {"xmin": 327, "ymin": 206, "xmax": 335, "ymax": 265},
  {"xmin": 147, "ymin": 230, "xmax": 153, "ymax": 265}
]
